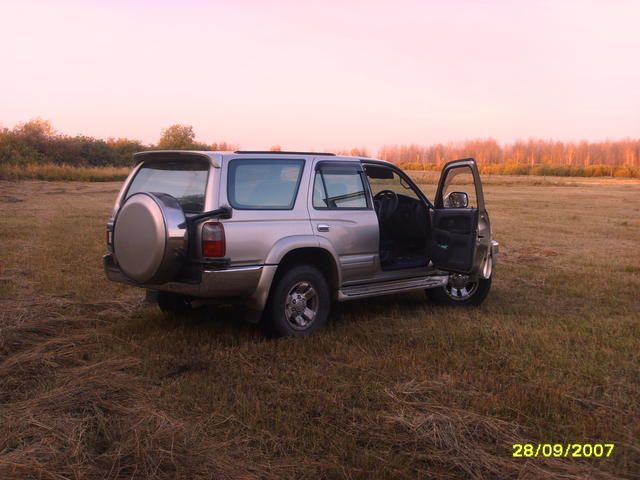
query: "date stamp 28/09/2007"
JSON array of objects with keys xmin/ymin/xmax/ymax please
[{"xmin": 512, "ymin": 443, "xmax": 615, "ymax": 458}]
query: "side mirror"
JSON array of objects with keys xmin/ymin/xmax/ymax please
[{"xmin": 443, "ymin": 191, "xmax": 469, "ymax": 208}]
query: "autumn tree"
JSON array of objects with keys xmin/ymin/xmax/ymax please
[
  {"xmin": 349, "ymin": 147, "xmax": 369, "ymax": 157},
  {"xmin": 157, "ymin": 124, "xmax": 197, "ymax": 149},
  {"xmin": 15, "ymin": 118, "xmax": 55, "ymax": 138},
  {"xmin": 211, "ymin": 142, "xmax": 237, "ymax": 151}
]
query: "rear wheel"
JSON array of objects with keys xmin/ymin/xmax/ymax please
[{"xmin": 264, "ymin": 265, "xmax": 330, "ymax": 337}]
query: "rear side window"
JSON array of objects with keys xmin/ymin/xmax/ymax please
[
  {"xmin": 125, "ymin": 159, "xmax": 209, "ymax": 212},
  {"xmin": 228, "ymin": 159, "xmax": 304, "ymax": 210}
]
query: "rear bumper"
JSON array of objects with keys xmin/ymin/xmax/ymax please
[{"xmin": 103, "ymin": 254, "xmax": 269, "ymax": 300}]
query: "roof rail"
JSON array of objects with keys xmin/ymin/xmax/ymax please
[{"xmin": 233, "ymin": 150, "xmax": 335, "ymax": 156}]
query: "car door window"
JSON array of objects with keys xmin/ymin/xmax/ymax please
[
  {"xmin": 313, "ymin": 167, "xmax": 369, "ymax": 209},
  {"xmin": 441, "ymin": 165, "xmax": 478, "ymax": 208}
]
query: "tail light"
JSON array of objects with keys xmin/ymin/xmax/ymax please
[{"xmin": 202, "ymin": 222, "xmax": 225, "ymax": 257}]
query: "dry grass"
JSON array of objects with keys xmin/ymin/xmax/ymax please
[
  {"xmin": 0, "ymin": 177, "xmax": 639, "ymax": 478},
  {"xmin": 0, "ymin": 163, "xmax": 130, "ymax": 182},
  {"xmin": 0, "ymin": 304, "xmax": 269, "ymax": 479}
]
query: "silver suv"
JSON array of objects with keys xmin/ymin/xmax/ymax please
[{"xmin": 104, "ymin": 150, "xmax": 498, "ymax": 336}]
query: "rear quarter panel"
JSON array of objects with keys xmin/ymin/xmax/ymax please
[{"xmin": 218, "ymin": 155, "xmax": 315, "ymax": 267}]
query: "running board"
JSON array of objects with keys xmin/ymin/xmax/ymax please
[{"xmin": 337, "ymin": 275, "xmax": 448, "ymax": 301}]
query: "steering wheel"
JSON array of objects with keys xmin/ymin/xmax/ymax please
[{"xmin": 374, "ymin": 190, "xmax": 399, "ymax": 221}]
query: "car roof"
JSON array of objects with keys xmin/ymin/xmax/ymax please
[{"xmin": 133, "ymin": 150, "xmax": 394, "ymax": 167}]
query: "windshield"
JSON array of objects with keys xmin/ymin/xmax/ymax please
[
  {"xmin": 365, "ymin": 166, "xmax": 420, "ymax": 201},
  {"xmin": 125, "ymin": 159, "xmax": 209, "ymax": 212}
]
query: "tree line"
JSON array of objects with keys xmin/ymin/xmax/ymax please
[
  {"xmin": 1, "ymin": 119, "xmax": 638, "ymax": 177},
  {"xmin": 0, "ymin": 120, "xmax": 237, "ymax": 168},
  {"xmin": 379, "ymin": 139, "xmax": 640, "ymax": 177}
]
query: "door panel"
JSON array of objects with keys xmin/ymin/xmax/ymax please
[
  {"xmin": 308, "ymin": 160, "xmax": 379, "ymax": 283},
  {"xmin": 430, "ymin": 159, "xmax": 484, "ymax": 273},
  {"xmin": 431, "ymin": 208, "xmax": 478, "ymax": 273}
]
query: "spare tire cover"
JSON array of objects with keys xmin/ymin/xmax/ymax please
[{"xmin": 113, "ymin": 192, "xmax": 187, "ymax": 284}]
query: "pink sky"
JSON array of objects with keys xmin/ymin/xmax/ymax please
[{"xmin": 1, "ymin": 0, "xmax": 639, "ymax": 151}]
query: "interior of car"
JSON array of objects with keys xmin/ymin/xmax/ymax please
[{"xmin": 363, "ymin": 164, "xmax": 430, "ymax": 271}]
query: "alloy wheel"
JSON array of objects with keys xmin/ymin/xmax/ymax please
[
  {"xmin": 284, "ymin": 281, "xmax": 319, "ymax": 330},
  {"xmin": 444, "ymin": 274, "xmax": 479, "ymax": 301}
]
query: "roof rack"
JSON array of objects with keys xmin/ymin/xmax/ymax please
[{"xmin": 233, "ymin": 150, "xmax": 335, "ymax": 156}]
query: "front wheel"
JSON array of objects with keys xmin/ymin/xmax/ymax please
[
  {"xmin": 264, "ymin": 265, "xmax": 330, "ymax": 337},
  {"xmin": 426, "ymin": 274, "xmax": 492, "ymax": 307}
]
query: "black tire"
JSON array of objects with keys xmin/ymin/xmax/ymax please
[
  {"xmin": 157, "ymin": 292, "xmax": 192, "ymax": 314},
  {"xmin": 426, "ymin": 276, "xmax": 492, "ymax": 307},
  {"xmin": 263, "ymin": 265, "xmax": 330, "ymax": 337}
]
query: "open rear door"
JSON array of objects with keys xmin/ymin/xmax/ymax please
[{"xmin": 430, "ymin": 158, "xmax": 485, "ymax": 274}]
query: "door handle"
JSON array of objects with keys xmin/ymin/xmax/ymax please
[{"xmin": 317, "ymin": 224, "xmax": 330, "ymax": 232}]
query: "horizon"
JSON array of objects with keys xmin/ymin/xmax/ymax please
[
  {"xmin": 1, "ymin": 0, "xmax": 639, "ymax": 151},
  {"xmin": 6, "ymin": 118, "xmax": 640, "ymax": 153}
]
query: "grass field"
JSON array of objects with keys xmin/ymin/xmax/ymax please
[{"xmin": 1, "ymin": 176, "xmax": 639, "ymax": 479}]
